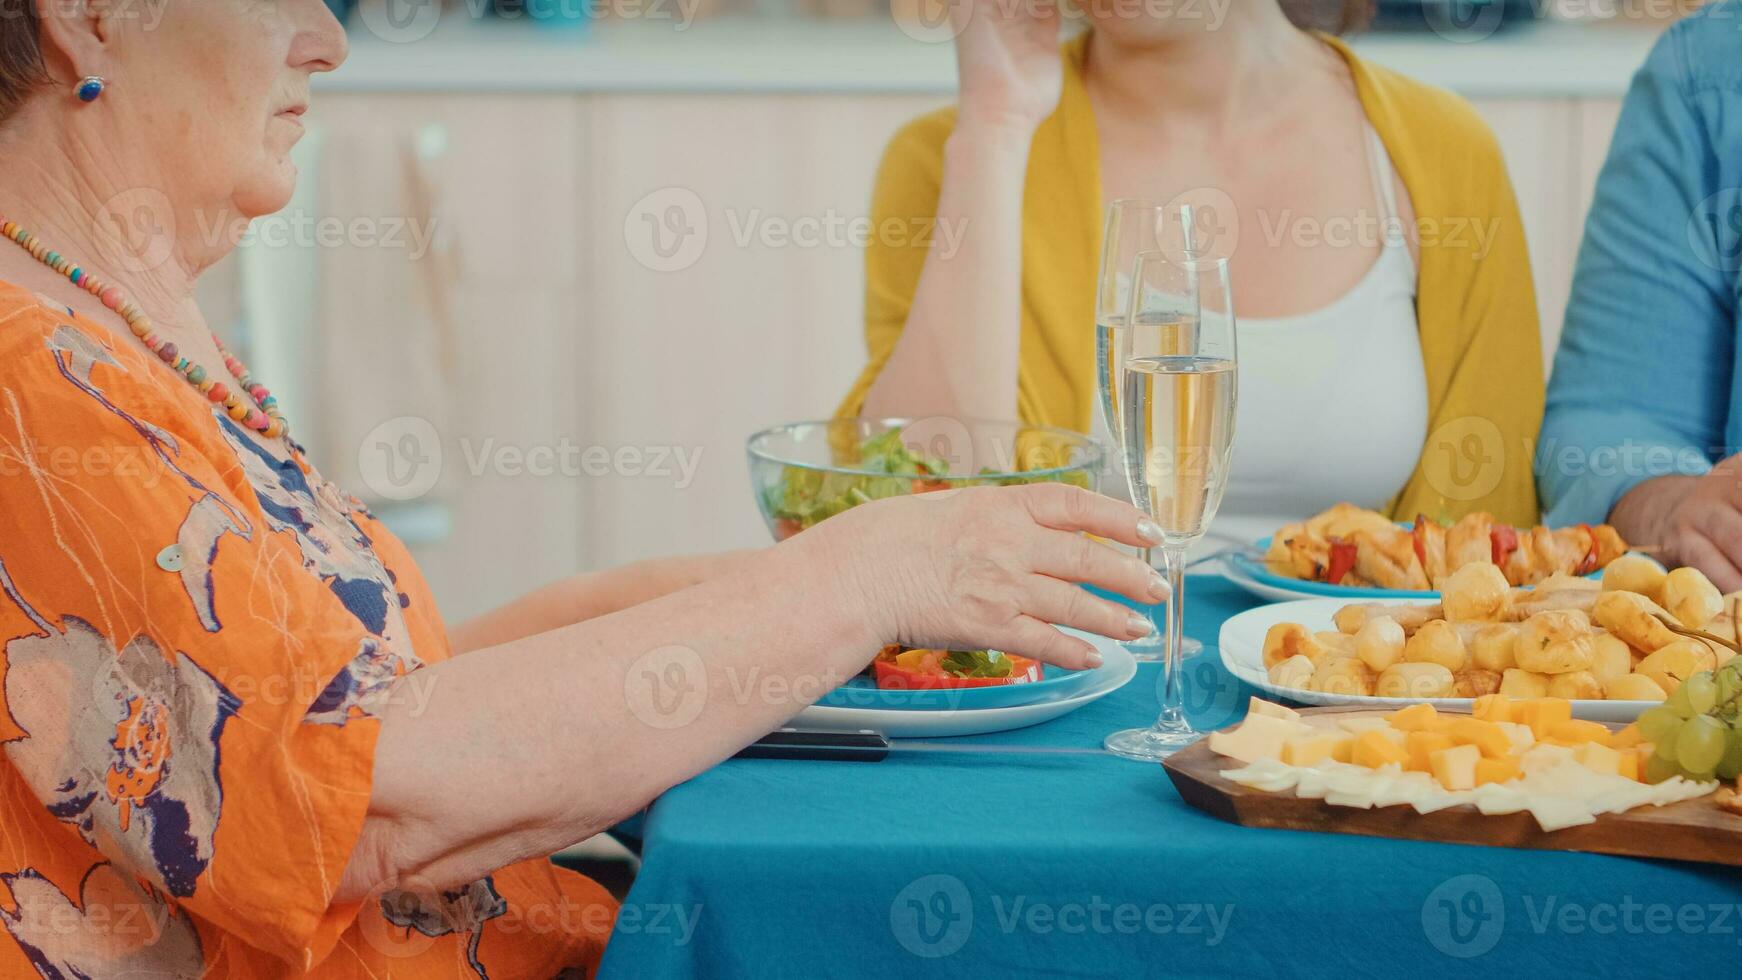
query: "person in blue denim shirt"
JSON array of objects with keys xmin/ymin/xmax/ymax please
[{"xmin": 1539, "ymin": 1, "xmax": 1742, "ymax": 588}]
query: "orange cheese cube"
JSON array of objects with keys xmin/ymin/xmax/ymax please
[
  {"xmin": 1549, "ymin": 719, "xmax": 1612, "ymax": 746},
  {"xmin": 1472, "ymin": 693, "xmax": 1514, "ymax": 723},
  {"xmin": 1280, "ymin": 734, "xmax": 1351, "ymax": 767},
  {"xmin": 1429, "ymin": 744, "xmax": 1482, "ymax": 791},
  {"xmin": 1473, "ymin": 756, "xmax": 1522, "ymax": 786},
  {"xmin": 1609, "ymin": 723, "xmax": 1644, "ymax": 750},
  {"xmin": 1351, "ymin": 729, "xmax": 1410, "ymax": 769},
  {"xmin": 1517, "ymin": 698, "xmax": 1574, "ymax": 739},
  {"xmin": 1405, "ymin": 731, "xmax": 1457, "ymax": 772},
  {"xmin": 1387, "ymin": 703, "xmax": 1441, "ymax": 732},
  {"xmin": 1616, "ymin": 747, "xmax": 1642, "ymax": 782},
  {"xmin": 1442, "ymin": 718, "xmax": 1513, "ymax": 759}
]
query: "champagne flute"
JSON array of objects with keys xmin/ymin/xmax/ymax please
[
  {"xmin": 1095, "ymin": 201, "xmax": 1200, "ymax": 659},
  {"xmin": 1105, "ymin": 248, "xmax": 1238, "ymax": 761}
]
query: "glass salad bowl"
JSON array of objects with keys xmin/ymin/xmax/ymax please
[{"xmin": 747, "ymin": 417, "xmax": 1104, "ymax": 542}]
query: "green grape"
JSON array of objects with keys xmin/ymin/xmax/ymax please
[
  {"xmin": 1717, "ymin": 661, "xmax": 1742, "ymax": 703},
  {"xmin": 1664, "ymin": 683, "xmax": 1697, "ymax": 719},
  {"xmin": 1643, "ymin": 752, "xmax": 1682, "ymax": 784},
  {"xmin": 1682, "ymin": 672, "xmax": 1719, "ymax": 716},
  {"xmin": 1717, "ymin": 728, "xmax": 1742, "ymax": 780},
  {"xmin": 1677, "ymin": 715, "xmax": 1728, "ymax": 775},
  {"xmin": 1638, "ymin": 706, "xmax": 1684, "ymax": 746}
]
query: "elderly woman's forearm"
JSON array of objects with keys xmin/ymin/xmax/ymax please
[
  {"xmin": 861, "ymin": 124, "xmax": 1032, "ymax": 421},
  {"xmin": 340, "ymin": 540, "xmax": 876, "ymax": 901},
  {"xmin": 446, "ymin": 549, "xmax": 762, "ymax": 653}
]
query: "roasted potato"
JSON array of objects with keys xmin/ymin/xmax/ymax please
[
  {"xmin": 1308, "ymin": 658, "xmax": 1377, "ymax": 697},
  {"xmin": 1469, "ymin": 624, "xmax": 1520, "ymax": 672},
  {"xmin": 1403, "ymin": 620, "xmax": 1468, "ymax": 672},
  {"xmin": 1635, "ymin": 639, "xmax": 1717, "ymax": 695},
  {"xmin": 1662, "ymin": 566, "xmax": 1722, "ymax": 630},
  {"xmin": 1262, "ymin": 622, "xmax": 1325, "ymax": 670},
  {"xmin": 1442, "ymin": 562, "xmax": 1511, "ymax": 621},
  {"xmin": 1354, "ymin": 615, "xmax": 1406, "ymax": 672},
  {"xmin": 1591, "ymin": 590, "xmax": 1680, "ymax": 652},
  {"xmin": 1603, "ymin": 673, "xmax": 1668, "ymax": 702},
  {"xmin": 1514, "ymin": 610, "xmax": 1596, "ymax": 674},
  {"xmin": 1498, "ymin": 668, "xmax": 1552, "ymax": 699},
  {"xmin": 1268, "ymin": 654, "xmax": 1315, "ymax": 691},
  {"xmin": 1546, "ymin": 670, "xmax": 1603, "ymax": 701},
  {"xmin": 1601, "ymin": 553, "xmax": 1668, "ymax": 602},
  {"xmin": 1375, "ymin": 662, "xmax": 1455, "ymax": 699},
  {"xmin": 1588, "ymin": 633, "xmax": 1633, "ymax": 686},
  {"xmin": 1453, "ymin": 668, "xmax": 1504, "ymax": 698}
]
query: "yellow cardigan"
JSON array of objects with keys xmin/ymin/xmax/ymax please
[{"xmin": 837, "ymin": 33, "xmax": 1545, "ymax": 527}]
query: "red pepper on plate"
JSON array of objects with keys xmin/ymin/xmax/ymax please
[
  {"xmin": 873, "ymin": 650, "xmax": 1043, "ymax": 690},
  {"xmin": 1490, "ymin": 524, "xmax": 1519, "ymax": 567},
  {"xmin": 1326, "ymin": 538, "xmax": 1358, "ymax": 585}
]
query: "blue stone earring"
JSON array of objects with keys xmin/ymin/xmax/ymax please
[{"xmin": 76, "ymin": 76, "xmax": 106, "ymax": 103}]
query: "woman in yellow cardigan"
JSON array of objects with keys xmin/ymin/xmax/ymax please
[{"xmin": 840, "ymin": 0, "xmax": 1545, "ymax": 544}]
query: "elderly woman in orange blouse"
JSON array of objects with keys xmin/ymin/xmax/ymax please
[{"xmin": 0, "ymin": 3, "xmax": 1168, "ymax": 976}]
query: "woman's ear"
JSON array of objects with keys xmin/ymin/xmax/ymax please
[{"xmin": 30, "ymin": 0, "xmax": 114, "ymax": 85}]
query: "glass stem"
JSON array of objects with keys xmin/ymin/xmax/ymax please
[{"xmin": 1157, "ymin": 543, "xmax": 1190, "ymax": 729}]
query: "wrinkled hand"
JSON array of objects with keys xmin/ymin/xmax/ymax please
[
  {"xmin": 818, "ymin": 483, "xmax": 1169, "ymax": 669},
  {"xmin": 1614, "ymin": 458, "xmax": 1742, "ymax": 591},
  {"xmin": 952, "ymin": 0, "xmax": 1065, "ymax": 135}
]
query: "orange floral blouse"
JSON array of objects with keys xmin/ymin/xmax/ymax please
[{"xmin": 0, "ymin": 283, "xmax": 615, "ymax": 977}]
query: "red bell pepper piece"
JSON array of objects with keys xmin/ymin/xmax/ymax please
[
  {"xmin": 1490, "ymin": 525, "xmax": 1519, "ymax": 567},
  {"xmin": 1326, "ymin": 538, "xmax": 1358, "ymax": 585},
  {"xmin": 1574, "ymin": 523, "xmax": 1600, "ymax": 576}
]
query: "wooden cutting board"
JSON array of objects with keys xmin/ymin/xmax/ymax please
[{"xmin": 1162, "ymin": 706, "xmax": 1742, "ymax": 867}]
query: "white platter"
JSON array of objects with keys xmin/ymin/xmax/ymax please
[
  {"xmin": 792, "ymin": 630, "xmax": 1138, "ymax": 738},
  {"xmin": 1217, "ymin": 597, "xmax": 1654, "ymax": 724}
]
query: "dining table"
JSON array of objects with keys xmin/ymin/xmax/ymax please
[{"xmin": 597, "ymin": 575, "xmax": 1742, "ymax": 978}]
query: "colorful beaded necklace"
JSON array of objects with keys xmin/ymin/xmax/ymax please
[{"xmin": 1, "ymin": 217, "xmax": 289, "ymax": 439}]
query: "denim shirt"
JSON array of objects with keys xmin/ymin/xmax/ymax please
[{"xmin": 1538, "ymin": 2, "xmax": 1742, "ymax": 525}]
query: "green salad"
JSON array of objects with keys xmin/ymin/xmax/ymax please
[{"xmin": 764, "ymin": 427, "xmax": 1089, "ymax": 539}]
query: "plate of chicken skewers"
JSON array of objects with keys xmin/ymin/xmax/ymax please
[{"xmin": 1223, "ymin": 502, "xmax": 1631, "ymax": 603}]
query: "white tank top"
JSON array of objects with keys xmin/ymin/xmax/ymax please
[{"xmin": 1091, "ymin": 123, "xmax": 1428, "ymax": 555}]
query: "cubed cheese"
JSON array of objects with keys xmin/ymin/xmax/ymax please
[
  {"xmin": 1386, "ymin": 703, "xmax": 1440, "ymax": 732},
  {"xmin": 1517, "ymin": 698, "xmax": 1574, "ymax": 739},
  {"xmin": 1351, "ymin": 729, "xmax": 1410, "ymax": 769},
  {"xmin": 1429, "ymin": 744, "xmax": 1481, "ymax": 791},
  {"xmin": 1247, "ymin": 697, "xmax": 1301, "ymax": 722},
  {"xmin": 1572, "ymin": 742, "xmax": 1623, "ymax": 777},
  {"xmin": 1472, "ymin": 693, "xmax": 1514, "ymax": 723},
  {"xmin": 1207, "ymin": 713, "xmax": 1309, "ymax": 763},
  {"xmin": 1280, "ymin": 734, "xmax": 1351, "ymax": 767},
  {"xmin": 1549, "ymin": 719, "xmax": 1613, "ymax": 746},
  {"xmin": 1443, "ymin": 718, "xmax": 1513, "ymax": 759}
]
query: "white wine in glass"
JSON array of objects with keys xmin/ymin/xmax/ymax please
[
  {"xmin": 1105, "ymin": 250, "xmax": 1237, "ymax": 762},
  {"xmin": 1094, "ymin": 201, "xmax": 1202, "ymax": 659}
]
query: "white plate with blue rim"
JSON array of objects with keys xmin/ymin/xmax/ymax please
[{"xmin": 792, "ymin": 629, "xmax": 1139, "ymax": 738}]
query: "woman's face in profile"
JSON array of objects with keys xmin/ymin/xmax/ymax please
[{"xmin": 99, "ymin": 0, "xmax": 347, "ymax": 219}]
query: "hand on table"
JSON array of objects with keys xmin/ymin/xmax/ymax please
[
  {"xmin": 951, "ymin": 0, "xmax": 1065, "ymax": 135},
  {"xmin": 1614, "ymin": 457, "xmax": 1742, "ymax": 591},
  {"xmin": 811, "ymin": 483, "xmax": 1169, "ymax": 670}
]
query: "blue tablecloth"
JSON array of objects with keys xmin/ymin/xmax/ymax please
[{"xmin": 599, "ymin": 577, "xmax": 1742, "ymax": 978}]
